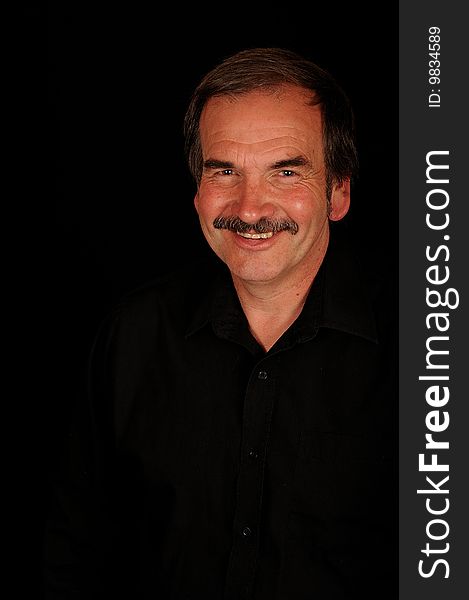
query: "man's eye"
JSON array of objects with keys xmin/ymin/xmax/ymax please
[
  {"xmin": 219, "ymin": 169, "xmax": 234, "ymax": 176},
  {"xmin": 280, "ymin": 170, "xmax": 296, "ymax": 177}
]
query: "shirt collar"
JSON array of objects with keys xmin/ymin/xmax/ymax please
[{"xmin": 185, "ymin": 227, "xmax": 378, "ymax": 347}]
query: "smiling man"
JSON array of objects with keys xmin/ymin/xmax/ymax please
[
  {"xmin": 194, "ymin": 85, "xmax": 350, "ymax": 352},
  {"xmin": 44, "ymin": 48, "xmax": 398, "ymax": 599}
]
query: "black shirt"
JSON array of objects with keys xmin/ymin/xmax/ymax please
[{"xmin": 44, "ymin": 229, "xmax": 398, "ymax": 599}]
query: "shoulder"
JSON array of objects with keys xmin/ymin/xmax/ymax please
[
  {"xmin": 96, "ymin": 255, "xmax": 225, "ymax": 344},
  {"xmin": 348, "ymin": 231, "xmax": 398, "ymax": 346},
  {"xmin": 326, "ymin": 223, "xmax": 397, "ymax": 344}
]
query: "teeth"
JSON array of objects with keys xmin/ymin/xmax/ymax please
[{"xmin": 236, "ymin": 231, "xmax": 274, "ymax": 239}]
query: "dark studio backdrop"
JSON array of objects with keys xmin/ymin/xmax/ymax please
[{"xmin": 45, "ymin": 2, "xmax": 398, "ymax": 595}]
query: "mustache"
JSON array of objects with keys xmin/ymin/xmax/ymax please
[{"xmin": 213, "ymin": 216, "xmax": 299, "ymax": 235}]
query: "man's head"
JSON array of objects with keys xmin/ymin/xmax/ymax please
[
  {"xmin": 184, "ymin": 48, "xmax": 357, "ymax": 286},
  {"xmin": 184, "ymin": 47, "xmax": 358, "ymax": 201}
]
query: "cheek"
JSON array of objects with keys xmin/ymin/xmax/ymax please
[
  {"xmin": 197, "ymin": 185, "xmax": 235, "ymax": 218},
  {"xmin": 282, "ymin": 186, "xmax": 327, "ymax": 224}
]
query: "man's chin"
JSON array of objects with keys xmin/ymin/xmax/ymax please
[{"xmin": 228, "ymin": 261, "xmax": 285, "ymax": 286}]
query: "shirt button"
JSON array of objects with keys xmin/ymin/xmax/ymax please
[
  {"xmin": 241, "ymin": 526, "xmax": 252, "ymax": 538},
  {"xmin": 248, "ymin": 448, "xmax": 259, "ymax": 460},
  {"xmin": 257, "ymin": 370, "xmax": 268, "ymax": 380}
]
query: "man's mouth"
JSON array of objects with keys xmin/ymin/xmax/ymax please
[{"xmin": 236, "ymin": 231, "xmax": 274, "ymax": 240}]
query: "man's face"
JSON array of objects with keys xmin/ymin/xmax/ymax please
[{"xmin": 194, "ymin": 85, "xmax": 349, "ymax": 286}]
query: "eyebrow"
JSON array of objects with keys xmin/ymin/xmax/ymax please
[
  {"xmin": 270, "ymin": 156, "xmax": 312, "ymax": 170},
  {"xmin": 203, "ymin": 159, "xmax": 235, "ymax": 170},
  {"xmin": 203, "ymin": 156, "xmax": 311, "ymax": 171}
]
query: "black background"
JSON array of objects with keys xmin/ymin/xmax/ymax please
[{"xmin": 43, "ymin": 2, "xmax": 398, "ymax": 596}]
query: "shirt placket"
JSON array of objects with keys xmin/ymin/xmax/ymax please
[{"xmin": 223, "ymin": 361, "xmax": 276, "ymax": 600}]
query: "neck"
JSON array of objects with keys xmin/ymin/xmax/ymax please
[{"xmin": 232, "ymin": 239, "xmax": 328, "ymax": 352}]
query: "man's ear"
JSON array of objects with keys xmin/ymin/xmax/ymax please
[
  {"xmin": 194, "ymin": 192, "xmax": 200, "ymax": 212},
  {"xmin": 329, "ymin": 179, "xmax": 351, "ymax": 221}
]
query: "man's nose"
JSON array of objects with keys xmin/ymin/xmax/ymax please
[{"xmin": 234, "ymin": 179, "xmax": 274, "ymax": 224}]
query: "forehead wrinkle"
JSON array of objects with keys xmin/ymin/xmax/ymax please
[
  {"xmin": 203, "ymin": 137, "xmax": 323, "ymax": 170},
  {"xmin": 203, "ymin": 132, "xmax": 314, "ymax": 154},
  {"xmin": 205, "ymin": 124, "xmax": 316, "ymax": 145},
  {"xmin": 200, "ymin": 88, "xmax": 323, "ymax": 147}
]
